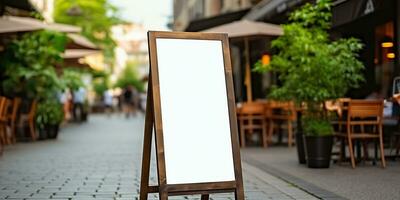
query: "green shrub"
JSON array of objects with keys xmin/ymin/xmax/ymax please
[
  {"xmin": 114, "ymin": 62, "xmax": 144, "ymax": 92},
  {"xmin": 1, "ymin": 30, "xmax": 67, "ymax": 100},
  {"xmin": 61, "ymin": 69, "xmax": 85, "ymax": 90},
  {"xmin": 36, "ymin": 100, "xmax": 64, "ymax": 128},
  {"xmin": 303, "ymin": 117, "xmax": 333, "ymax": 137}
]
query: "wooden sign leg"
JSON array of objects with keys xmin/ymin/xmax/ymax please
[
  {"xmin": 140, "ymin": 87, "xmax": 156, "ymax": 200},
  {"xmin": 235, "ymin": 188, "xmax": 245, "ymax": 200},
  {"xmin": 159, "ymin": 191, "xmax": 168, "ymax": 200},
  {"xmin": 201, "ymin": 194, "xmax": 209, "ymax": 200}
]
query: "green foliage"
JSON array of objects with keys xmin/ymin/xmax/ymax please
[
  {"xmin": 54, "ymin": 0, "xmax": 122, "ymax": 63},
  {"xmin": 114, "ymin": 62, "xmax": 144, "ymax": 92},
  {"xmin": 1, "ymin": 30, "xmax": 67, "ymax": 100},
  {"xmin": 36, "ymin": 100, "xmax": 64, "ymax": 128},
  {"xmin": 93, "ymin": 78, "xmax": 109, "ymax": 97},
  {"xmin": 303, "ymin": 117, "xmax": 333, "ymax": 137},
  {"xmin": 61, "ymin": 69, "xmax": 85, "ymax": 90},
  {"xmin": 254, "ymin": 0, "xmax": 364, "ymax": 136}
]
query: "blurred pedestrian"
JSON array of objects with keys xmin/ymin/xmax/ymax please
[
  {"xmin": 103, "ymin": 89, "xmax": 113, "ymax": 116},
  {"xmin": 72, "ymin": 86, "xmax": 86, "ymax": 122},
  {"xmin": 58, "ymin": 88, "xmax": 72, "ymax": 122},
  {"xmin": 123, "ymin": 85, "xmax": 139, "ymax": 118},
  {"xmin": 123, "ymin": 85, "xmax": 133, "ymax": 118}
]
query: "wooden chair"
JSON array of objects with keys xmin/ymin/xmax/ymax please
[
  {"xmin": 6, "ymin": 98, "xmax": 21, "ymax": 143},
  {"xmin": 267, "ymin": 100, "xmax": 296, "ymax": 147},
  {"xmin": 237, "ymin": 102, "xmax": 268, "ymax": 147},
  {"xmin": 336, "ymin": 100, "xmax": 386, "ymax": 168},
  {"xmin": 0, "ymin": 97, "xmax": 12, "ymax": 145},
  {"xmin": 0, "ymin": 97, "xmax": 6, "ymax": 155},
  {"xmin": 19, "ymin": 100, "xmax": 37, "ymax": 141}
]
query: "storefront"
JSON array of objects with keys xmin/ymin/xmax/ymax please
[
  {"xmin": 331, "ymin": 0, "xmax": 399, "ymax": 98},
  {"xmin": 244, "ymin": 0, "xmax": 400, "ymax": 99}
]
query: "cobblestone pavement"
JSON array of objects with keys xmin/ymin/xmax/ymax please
[{"xmin": 0, "ymin": 114, "xmax": 319, "ymax": 200}]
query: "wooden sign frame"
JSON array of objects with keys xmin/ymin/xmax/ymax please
[{"xmin": 140, "ymin": 31, "xmax": 244, "ymax": 200}]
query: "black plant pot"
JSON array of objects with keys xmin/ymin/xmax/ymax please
[
  {"xmin": 37, "ymin": 127, "xmax": 48, "ymax": 140},
  {"xmin": 47, "ymin": 124, "xmax": 60, "ymax": 139},
  {"xmin": 304, "ymin": 135, "xmax": 333, "ymax": 168},
  {"xmin": 296, "ymin": 133, "xmax": 306, "ymax": 164}
]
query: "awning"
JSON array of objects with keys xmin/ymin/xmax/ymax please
[
  {"xmin": 0, "ymin": 16, "xmax": 81, "ymax": 34},
  {"xmin": 243, "ymin": 0, "xmax": 309, "ymax": 21},
  {"xmin": 0, "ymin": 16, "xmax": 44, "ymax": 33},
  {"xmin": 46, "ymin": 23, "xmax": 81, "ymax": 33},
  {"xmin": 203, "ymin": 20, "xmax": 283, "ymax": 38},
  {"xmin": 67, "ymin": 33, "xmax": 98, "ymax": 50},
  {"xmin": 185, "ymin": 9, "xmax": 250, "ymax": 32},
  {"xmin": 62, "ymin": 49, "xmax": 101, "ymax": 59}
]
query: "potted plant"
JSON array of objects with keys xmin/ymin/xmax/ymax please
[
  {"xmin": 255, "ymin": 0, "xmax": 364, "ymax": 168},
  {"xmin": 36, "ymin": 100, "xmax": 64, "ymax": 139}
]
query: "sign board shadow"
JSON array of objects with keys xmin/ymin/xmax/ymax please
[{"xmin": 140, "ymin": 31, "xmax": 244, "ymax": 200}]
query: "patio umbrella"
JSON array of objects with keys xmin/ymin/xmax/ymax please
[
  {"xmin": 62, "ymin": 33, "xmax": 101, "ymax": 69},
  {"xmin": 0, "ymin": 16, "xmax": 81, "ymax": 34},
  {"xmin": 203, "ymin": 20, "xmax": 283, "ymax": 102},
  {"xmin": 0, "ymin": 16, "xmax": 44, "ymax": 33}
]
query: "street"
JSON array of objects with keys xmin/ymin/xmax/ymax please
[{"xmin": 0, "ymin": 114, "xmax": 319, "ymax": 200}]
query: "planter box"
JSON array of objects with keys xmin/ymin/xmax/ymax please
[{"xmin": 296, "ymin": 132, "xmax": 306, "ymax": 164}]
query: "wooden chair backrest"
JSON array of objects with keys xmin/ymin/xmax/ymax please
[
  {"xmin": 0, "ymin": 98, "xmax": 11, "ymax": 119},
  {"xmin": 267, "ymin": 100, "xmax": 296, "ymax": 120},
  {"xmin": 239, "ymin": 102, "xmax": 266, "ymax": 115},
  {"xmin": 0, "ymin": 97, "xmax": 5, "ymax": 117},
  {"xmin": 28, "ymin": 100, "xmax": 38, "ymax": 120},
  {"xmin": 10, "ymin": 98, "xmax": 21, "ymax": 121},
  {"xmin": 347, "ymin": 100, "xmax": 383, "ymax": 123}
]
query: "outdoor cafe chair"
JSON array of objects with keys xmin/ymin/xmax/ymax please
[
  {"xmin": 267, "ymin": 100, "xmax": 296, "ymax": 147},
  {"xmin": 0, "ymin": 97, "xmax": 7, "ymax": 155},
  {"xmin": 6, "ymin": 97, "xmax": 21, "ymax": 144},
  {"xmin": 18, "ymin": 100, "xmax": 37, "ymax": 141},
  {"xmin": 0, "ymin": 97, "xmax": 12, "ymax": 145},
  {"xmin": 237, "ymin": 102, "xmax": 268, "ymax": 148},
  {"xmin": 0, "ymin": 96, "xmax": 6, "ymax": 156},
  {"xmin": 336, "ymin": 99, "xmax": 386, "ymax": 168}
]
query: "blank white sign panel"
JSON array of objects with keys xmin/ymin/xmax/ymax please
[{"xmin": 155, "ymin": 38, "xmax": 235, "ymax": 184}]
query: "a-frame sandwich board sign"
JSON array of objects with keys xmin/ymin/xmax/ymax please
[{"xmin": 140, "ymin": 31, "xmax": 245, "ymax": 200}]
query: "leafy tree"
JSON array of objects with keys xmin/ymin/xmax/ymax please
[
  {"xmin": 114, "ymin": 61, "xmax": 144, "ymax": 92},
  {"xmin": 93, "ymin": 77, "xmax": 110, "ymax": 97},
  {"xmin": 54, "ymin": 0, "xmax": 122, "ymax": 63},
  {"xmin": 1, "ymin": 30, "xmax": 67, "ymax": 100},
  {"xmin": 255, "ymin": 0, "xmax": 364, "ymax": 136}
]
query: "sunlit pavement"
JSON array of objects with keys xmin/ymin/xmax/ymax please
[
  {"xmin": 243, "ymin": 144, "xmax": 400, "ymax": 200},
  {"xmin": 0, "ymin": 114, "xmax": 320, "ymax": 200}
]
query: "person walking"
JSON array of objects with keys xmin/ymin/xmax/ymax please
[
  {"xmin": 72, "ymin": 87, "xmax": 86, "ymax": 122},
  {"xmin": 123, "ymin": 86, "xmax": 133, "ymax": 118},
  {"xmin": 103, "ymin": 89, "xmax": 113, "ymax": 117}
]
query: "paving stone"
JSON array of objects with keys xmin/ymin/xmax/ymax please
[{"xmin": 0, "ymin": 115, "xmax": 318, "ymax": 200}]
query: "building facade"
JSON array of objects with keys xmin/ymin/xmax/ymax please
[
  {"xmin": 173, "ymin": 0, "xmax": 400, "ymax": 101},
  {"xmin": 173, "ymin": 0, "xmax": 258, "ymax": 31},
  {"xmin": 111, "ymin": 23, "xmax": 149, "ymax": 83},
  {"xmin": 244, "ymin": 0, "xmax": 400, "ymax": 99}
]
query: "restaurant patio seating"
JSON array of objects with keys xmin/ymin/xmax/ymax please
[
  {"xmin": 335, "ymin": 99, "xmax": 386, "ymax": 168},
  {"xmin": 18, "ymin": 100, "xmax": 37, "ymax": 141},
  {"xmin": 237, "ymin": 102, "xmax": 268, "ymax": 147},
  {"xmin": 267, "ymin": 100, "xmax": 296, "ymax": 147}
]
